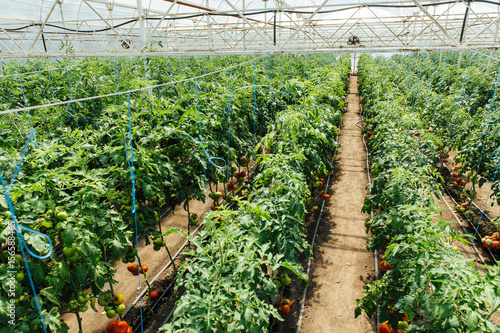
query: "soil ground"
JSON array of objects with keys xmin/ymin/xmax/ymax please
[{"xmin": 299, "ymin": 76, "xmax": 376, "ymax": 332}]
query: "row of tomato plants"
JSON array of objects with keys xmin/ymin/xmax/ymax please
[
  {"xmin": 160, "ymin": 58, "xmax": 350, "ymax": 332},
  {"xmin": 355, "ymin": 54, "xmax": 500, "ymax": 333},
  {"xmin": 378, "ymin": 52, "xmax": 500, "ymax": 231},
  {"xmin": 0, "ymin": 54, "xmax": 347, "ymax": 332},
  {"xmin": 0, "ymin": 54, "xmax": 324, "ymax": 140}
]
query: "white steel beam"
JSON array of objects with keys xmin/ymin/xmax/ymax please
[
  {"xmin": 276, "ymin": 0, "xmax": 330, "ymax": 51},
  {"xmin": 222, "ymin": 0, "xmax": 277, "ymax": 51},
  {"xmin": 411, "ymin": 0, "xmax": 460, "ymax": 47},
  {"xmin": 29, "ymin": 0, "xmax": 59, "ymax": 54},
  {"xmin": 463, "ymin": 15, "xmax": 500, "ymax": 47},
  {"xmin": 83, "ymin": 0, "xmax": 134, "ymax": 50}
]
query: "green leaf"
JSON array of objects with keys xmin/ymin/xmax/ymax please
[
  {"xmin": 40, "ymin": 287, "xmax": 61, "ymax": 307},
  {"xmin": 466, "ymin": 311, "xmax": 480, "ymax": 330},
  {"xmin": 0, "ymin": 194, "xmax": 7, "ymax": 209}
]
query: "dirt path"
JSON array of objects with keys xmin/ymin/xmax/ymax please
[{"xmin": 300, "ymin": 76, "xmax": 375, "ymax": 332}]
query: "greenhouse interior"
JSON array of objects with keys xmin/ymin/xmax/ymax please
[{"xmin": 1, "ymin": 0, "xmax": 500, "ymax": 332}]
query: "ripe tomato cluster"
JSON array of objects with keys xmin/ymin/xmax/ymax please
[
  {"xmin": 127, "ymin": 263, "xmax": 148, "ymax": 276},
  {"xmin": 482, "ymin": 232, "xmax": 500, "ymax": 248},
  {"xmin": 273, "ymin": 297, "xmax": 291, "ymax": 315}
]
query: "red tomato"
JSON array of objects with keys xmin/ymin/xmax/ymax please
[
  {"xmin": 378, "ymin": 321, "xmax": 393, "ymax": 333},
  {"xmin": 127, "ymin": 263, "xmax": 137, "ymax": 273},
  {"xmin": 491, "ymin": 241, "xmax": 500, "ymax": 248},
  {"xmin": 112, "ymin": 321, "xmax": 130, "ymax": 333},
  {"xmin": 273, "ymin": 297, "xmax": 281, "ymax": 308},
  {"xmin": 280, "ymin": 304, "xmax": 290, "ymax": 315},
  {"xmin": 150, "ymin": 290, "xmax": 160, "ymax": 300},
  {"xmin": 380, "ymin": 260, "xmax": 392, "ymax": 270},
  {"xmin": 106, "ymin": 321, "xmax": 118, "ymax": 333},
  {"xmin": 141, "ymin": 265, "xmax": 148, "ymax": 273}
]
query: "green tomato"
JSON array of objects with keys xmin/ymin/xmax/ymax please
[
  {"xmin": 68, "ymin": 253, "xmax": 80, "ymax": 263},
  {"xmin": 398, "ymin": 321, "xmax": 408, "ymax": 330},
  {"xmin": 14, "ymin": 254, "xmax": 23, "ymax": 262},
  {"xmin": 98, "ymin": 297, "xmax": 107, "ymax": 307},
  {"xmin": 78, "ymin": 304, "xmax": 88, "ymax": 313},
  {"xmin": 63, "ymin": 247, "xmax": 76, "ymax": 257},
  {"xmin": 57, "ymin": 211, "xmax": 68, "ymax": 221},
  {"xmin": 78, "ymin": 292, "xmax": 89, "ymax": 304},
  {"xmin": 15, "ymin": 272, "xmax": 25, "ymax": 282},
  {"xmin": 106, "ymin": 309, "xmax": 116, "ymax": 318},
  {"xmin": 281, "ymin": 273, "xmax": 291, "ymax": 286},
  {"xmin": 69, "ymin": 299, "xmax": 79, "ymax": 310},
  {"xmin": 115, "ymin": 303, "xmax": 126, "ymax": 314}
]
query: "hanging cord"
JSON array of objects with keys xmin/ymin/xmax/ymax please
[
  {"xmin": 114, "ymin": 58, "xmax": 121, "ymax": 106},
  {"xmin": 429, "ymin": 52, "xmax": 452, "ymax": 124},
  {"xmin": 467, "ymin": 144, "xmax": 500, "ymax": 258},
  {"xmin": 0, "ymin": 129, "xmax": 53, "ymax": 333},
  {"xmin": 16, "ymin": 74, "xmax": 38, "ymax": 147},
  {"xmin": 46, "ymin": 68, "xmax": 57, "ymax": 100},
  {"xmin": 437, "ymin": 54, "xmax": 477, "ymax": 175},
  {"xmin": 253, "ymin": 59, "xmax": 259, "ymax": 161},
  {"xmin": 225, "ymin": 69, "xmax": 234, "ymax": 198},
  {"xmin": 122, "ymin": 92, "xmax": 144, "ymax": 333},
  {"xmin": 463, "ymin": 63, "xmax": 500, "ymax": 250},
  {"xmin": 65, "ymin": 68, "xmax": 78, "ymax": 119},
  {"xmin": 179, "ymin": 78, "xmax": 227, "ymax": 210}
]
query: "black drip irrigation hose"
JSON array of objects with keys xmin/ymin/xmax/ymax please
[
  {"xmin": 438, "ymin": 165, "xmax": 498, "ymax": 265},
  {"xmin": 437, "ymin": 189, "xmax": 488, "ymax": 265},
  {"xmin": 5, "ymin": 0, "xmax": 494, "ymax": 33}
]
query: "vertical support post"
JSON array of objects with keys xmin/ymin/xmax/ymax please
[
  {"xmin": 207, "ymin": 0, "xmax": 212, "ymax": 49},
  {"xmin": 273, "ymin": 11, "xmax": 277, "ymax": 46},
  {"xmin": 242, "ymin": 0, "xmax": 246, "ymax": 49},
  {"xmin": 136, "ymin": 0, "xmax": 146, "ymax": 48},
  {"xmin": 353, "ymin": 52, "xmax": 356, "ymax": 74}
]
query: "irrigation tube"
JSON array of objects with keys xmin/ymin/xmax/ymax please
[
  {"xmin": 295, "ymin": 157, "xmax": 334, "ymax": 333},
  {"xmin": 438, "ymin": 191, "xmax": 488, "ymax": 265},
  {"xmin": 356, "ymin": 105, "xmax": 380, "ymax": 331}
]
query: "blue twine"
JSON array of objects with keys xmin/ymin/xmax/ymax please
[
  {"xmin": 468, "ymin": 144, "xmax": 500, "ymax": 256},
  {"xmin": 225, "ymin": 69, "xmax": 234, "ymax": 199},
  {"xmin": 122, "ymin": 92, "xmax": 144, "ymax": 332},
  {"xmin": 184, "ymin": 78, "xmax": 227, "ymax": 170},
  {"xmin": 46, "ymin": 69, "xmax": 56, "ymax": 100},
  {"xmin": 16, "ymin": 74, "xmax": 38, "ymax": 147},
  {"xmin": 462, "ymin": 63, "xmax": 500, "ymax": 254},
  {"xmin": 0, "ymin": 129, "xmax": 53, "ymax": 333},
  {"xmin": 66, "ymin": 69, "xmax": 77, "ymax": 116},
  {"xmin": 114, "ymin": 58, "xmax": 120, "ymax": 106}
]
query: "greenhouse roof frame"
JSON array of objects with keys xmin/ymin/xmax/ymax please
[{"xmin": 0, "ymin": 0, "xmax": 499, "ymax": 57}]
